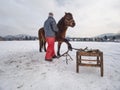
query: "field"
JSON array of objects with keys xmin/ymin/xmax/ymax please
[{"xmin": 0, "ymin": 41, "xmax": 120, "ymax": 90}]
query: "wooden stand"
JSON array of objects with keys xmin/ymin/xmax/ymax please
[{"xmin": 76, "ymin": 49, "xmax": 103, "ymax": 77}]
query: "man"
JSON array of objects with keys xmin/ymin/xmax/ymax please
[{"xmin": 44, "ymin": 12, "xmax": 58, "ymax": 61}]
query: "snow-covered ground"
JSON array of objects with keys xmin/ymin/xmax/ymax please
[{"xmin": 0, "ymin": 41, "xmax": 120, "ymax": 90}]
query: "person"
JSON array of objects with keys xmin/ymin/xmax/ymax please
[{"xmin": 44, "ymin": 12, "xmax": 58, "ymax": 61}]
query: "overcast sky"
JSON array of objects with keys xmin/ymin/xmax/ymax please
[{"xmin": 0, "ymin": 0, "xmax": 120, "ymax": 37}]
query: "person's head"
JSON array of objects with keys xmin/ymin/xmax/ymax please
[{"xmin": 49, "ymin": 12, "xmax": 53, "ymax": 17}]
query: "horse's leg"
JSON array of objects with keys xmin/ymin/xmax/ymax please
[
  {"xmin": 57, "ymin": 42, "xmax": 62, "ymax": 56},
  {"xmin": 39, "ymin": 39, "xmax": 43, "ymax": 52},
  {"xmin": 64, "ymin": 38, "xmax": 72, "ymax": 51},
  {"xmin": 57, "ymin": 39, "xmax": 72, "ymax": 56},
  {"xmin": 43, "ymin": 41, "xmax": 46, "ymax": 52}
]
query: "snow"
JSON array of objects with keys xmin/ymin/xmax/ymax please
[{"xmin": 0, "ymin": 41, "xmax": 120, "ymax": 90}]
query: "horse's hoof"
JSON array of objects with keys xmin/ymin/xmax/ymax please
[
  {"xmin": 69, "ymin": 48, "xmax": 72, "ymax": 51},
  {"xmin": 57, "ymin": 54, "xmax": 61, "ymax": 57},
  {"xmin": 39, "ymin": 50, "xmax": 42, "ymax": 52}
]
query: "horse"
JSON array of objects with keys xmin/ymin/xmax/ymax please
[{"xmin": 38, "ymin": 12, "xmax": 76, "ymax": 56}]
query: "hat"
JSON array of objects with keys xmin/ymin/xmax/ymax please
[{"xmin": 49, "ymin": 12, "xmax": 53, "ymax": 17}]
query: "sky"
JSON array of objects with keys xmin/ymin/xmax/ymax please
[{"xmin": 0, "ymin": 0, "xmax": 120, "ymax": 37}]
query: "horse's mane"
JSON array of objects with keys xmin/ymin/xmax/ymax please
[
  {"xmin": 57, "ymin": 16, "xmax": 67, "ymax": 32},
  {"xmin": 57, "ymin": 17, "xmax": 64, "ymax": 26}
]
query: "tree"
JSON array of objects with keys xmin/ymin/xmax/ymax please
[
  {"xmin": 104, "ymin": 35, "xmax": 107, "ymax": 41},
  {"xmin": 112, "ymin": 36, "xmax": 116, "ymax": 41}
]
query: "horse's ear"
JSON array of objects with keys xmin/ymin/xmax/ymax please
[{"xmin": 65, "ymin": 12, "xmax": 67, "ymax": 15}]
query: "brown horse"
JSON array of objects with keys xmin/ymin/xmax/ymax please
[{"xmin": 38, "ymin": 12, "xmax": 75, "ymax": 56}]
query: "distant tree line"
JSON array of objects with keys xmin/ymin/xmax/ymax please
[
  {"xmin": 0, "ymin": 34, "xmax": 120, "ymax": 42},
  {"xmin": 0, "ymin": 34, "xmax": 38, "ymax": 41},
  {"xmin": 67, "ymin": 35, "xmax": 120, "ymax": 42}
]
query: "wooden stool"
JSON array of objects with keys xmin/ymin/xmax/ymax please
[{"xmin": 76, "ymin": 49, "xmax": 103, "ymax": 77}]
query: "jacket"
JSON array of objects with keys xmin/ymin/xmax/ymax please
[{"xmin": 44, "ymin": 16, "xmax": 58, "ymax": 37}]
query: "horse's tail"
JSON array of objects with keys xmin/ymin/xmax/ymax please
[{"xmin": 38, "ymin": 27, "xmax": 46, "ymax": 52}]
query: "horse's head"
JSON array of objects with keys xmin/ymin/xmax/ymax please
[{"xmin": 64, "ymin": 12, "xmax": 75, "ymax": 27}]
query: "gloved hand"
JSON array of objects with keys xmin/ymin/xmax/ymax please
[{"xmin": 68, "ymin": 43, "xmax": 72, "ymax": 51}]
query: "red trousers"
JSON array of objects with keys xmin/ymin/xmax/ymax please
[{"xmin": 45, "ymin": 37, "xmax": 55, "ymax": 60}]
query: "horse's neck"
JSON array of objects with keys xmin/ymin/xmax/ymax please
[{"xmin": 57, "ymin": 17, "xmax": 68, "ymax": 33}]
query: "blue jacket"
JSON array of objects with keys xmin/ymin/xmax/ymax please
[{"xmin": 44, "ymin": 16, "xmax": 58, "ymax": 37}]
